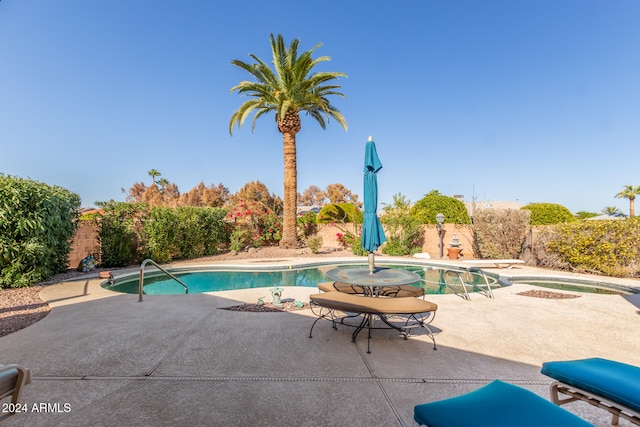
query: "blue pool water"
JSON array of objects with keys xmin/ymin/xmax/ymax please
[
  {"xmin": 104, "ymin": 264, "xmax": 478, "ymax": 296},
  {"xmin": 103, "ymin": 263, "xmax": 635, "ymax": 296}
]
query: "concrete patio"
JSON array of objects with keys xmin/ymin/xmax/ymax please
[{"xmin": 2, "ymin": 258, "xmax": 639, "ymax": 426}]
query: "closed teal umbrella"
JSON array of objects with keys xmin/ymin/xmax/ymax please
[{"xmin": 361, "ymin": 136, "xmax": 386, "ymax": 272}]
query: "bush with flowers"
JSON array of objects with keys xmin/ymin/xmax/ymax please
[
  {"xmin": 227, "ymin": 201, "xmax": 283, "ymax": 249},
  {"xmin": 297, "ymin": 211, "xmax": 318, "ymax": 239},
  {"xmin": 316, "ymin": 203, "xmax": 366, "ymax": 255}
]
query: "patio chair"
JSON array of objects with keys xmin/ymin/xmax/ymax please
[
  {"xmin": 414, "ymin": 380, "xmax": 593, "ymax": 426},
  {"xmin": 541, "ymin": 358, "xmax": 640, "ymax": 426},
  {"xmin": 0, "ymin": 364, "xmax": 31, "ymax": 406}
]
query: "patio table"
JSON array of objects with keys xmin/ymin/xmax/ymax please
[
  {"xmin": 324, "ymin": 266, "xmax": 421, "ymax": 297},
  {"xmin": 320, "ymin": 267, "xmax": 425, "ymax": 352}
]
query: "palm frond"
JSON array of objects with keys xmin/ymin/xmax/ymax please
[{"xmin": 229, "ymin": 33, "xmax": 348, "ymax": 134}]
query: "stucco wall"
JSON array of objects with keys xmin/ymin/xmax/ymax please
[
  {"xmin": 419, "ymin": 224, "xmax": 476, "ymax": 259},
  {"xmin": 316, "ymin": 224, "xmax": 477, "ymax": 259}
]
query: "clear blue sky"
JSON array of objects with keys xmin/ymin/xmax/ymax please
[{"xmin": 2, "ymin": 1, "xmax": 639, "ymax": 215}]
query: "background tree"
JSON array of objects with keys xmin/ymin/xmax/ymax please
[
  {"xmin": 229, "ymin": 33, "xmax": 347, "ymax": 247},
  {"xmin": 179, "ymin": 182, "xmax": 230, "ymax": 207},
  {"xmin": 575, "ymin": 211, "xmax": 598, "ymax": 219},
  {"xmin": 125, "ymin": 176, "xmax": 180, "ymax": 207},
  {"xmin": 229, "ymin": 180, "xmax": 282, "ymax": 217},
  {"xmin": 147, "ymin": 169, "xmax": 161, "ymax": 185},
  {"xmin": 126, "ymin": 182, "xmax": 147, "ymax": 202},
  {"xmin": 411, "ymin": 190, "xmax": 471, "ymax": 224},
  {"xmin": 325, "ymin": 183, "xmax": 361, "ymax": 207},
  {"xmin": 521, "ymin": 202, "xmax": 575, "ymax": 225},
  {"xmin": 615, "ymin": 185, "xmax": 640, "ymax": 217},
  {"xmin": 299, "ymin": 185, "xmax": 326, "ymax": 206},
  {"xmin": 157, "ymin": 177, "xmax": 170, "ymax": 191},
  {"xmin": 602, "ymin": 206, "xmax": 625, "ymax": 217}
]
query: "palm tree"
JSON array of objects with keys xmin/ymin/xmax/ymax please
[
  {"xmin": 229, "ymin": 34, "xmax": 348, "ymax": 247},
  {"xmin": 601, "ymin": 206, "xmax": 624, "ymax": 217},
  {"xmin": 147, "ymin": 169, "xmax": 161, "ymax": 185},
  {"xmin": 615, "ymin": 185, "xmax": 640, "ymax": 217}
]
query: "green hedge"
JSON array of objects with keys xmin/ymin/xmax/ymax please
[
  {"xmin": 0, "ymin": 175, "xmax": 80, "ymax": 288},
  {"xmin": 143, "ymin": 206, "xmax": 229, "ymax": 263},
  {"xmin": 96, "ymin": 201, "xmax": 146, "ymax": 267},
  {"xmin": 96, "ymin": 202, "xmax": 229, "ymax": 266}
]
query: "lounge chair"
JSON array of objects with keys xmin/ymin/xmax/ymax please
[
  {"xmin": 414, "ymin": 380, "xmax": 593, "ymax": 426},
  {"xmin": 541, "ymin": 358, "xmax": 640, "ymax": 426},
  {"xmin": 0, "ymin": 364, "xmax": 31, "ymax": 407}
]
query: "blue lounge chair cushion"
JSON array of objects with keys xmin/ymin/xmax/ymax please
[
  {"xmin": 541, "ymin": 358, "xmax": 640, "ymax": 414},
  {"xmin": 414, "ymin": 380, "xmax": 593, "ymax": 427}
]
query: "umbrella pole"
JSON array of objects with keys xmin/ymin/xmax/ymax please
[{"xmin": 368, "ymin": 252, "xmax": 375, "ymax": 274}]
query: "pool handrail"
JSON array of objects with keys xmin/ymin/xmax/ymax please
[
  {"xmin": 139, "ymin": 259, "xmax": 189, "ymax": 302},
  {"xmin": 443, "ymin": 268, "xmax": 497, "ymax": 301}
]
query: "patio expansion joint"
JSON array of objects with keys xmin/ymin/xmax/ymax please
[{"xmin": 32, "ymin": 375, "xmax": 552, "ymax": 385}]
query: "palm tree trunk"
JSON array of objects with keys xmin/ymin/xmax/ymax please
[
  {"xmin": 280, "ymin": 132, "xmax": 298, "ymax": 247},
  {"xmin": 630, "ymin": 198, "xmax": 635, "ymax": 218}
]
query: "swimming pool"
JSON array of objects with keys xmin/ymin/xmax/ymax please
[
  {"xmin": 103, "ymin": 264, "xmax": 501, "ymax": 296},
  {"xmin": 103, "ymin": 261, "xmax": 638, "ymax": 297},
  {"xmin": 509, "ymin": 279, "xmax": 638, "ymax": 295}
]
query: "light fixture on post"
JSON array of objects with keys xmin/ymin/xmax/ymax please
[{"xmin": 435, "ymin": 213, "xmax": 445, "ymax": 259}]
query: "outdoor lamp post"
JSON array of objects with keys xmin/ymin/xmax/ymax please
[{"xmin": 436, "ymin": 213, "xmax": 445, "ymax": 259}]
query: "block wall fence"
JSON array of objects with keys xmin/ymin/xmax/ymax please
[
  {"xmin": 68, "ymin": 222, "xmax": 100, "ymax": 269},
  {"xmin": 67, "ymin": 223, "xmax": 478, "ymax": 268}
]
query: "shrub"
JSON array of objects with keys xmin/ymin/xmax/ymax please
[
  {"xmin": 316, "ymin": 202, "xmax": 363, "ymax": 225},
  {"xmin": 381, "ymin": 193, "xmax": 423, "ymax": 256},
  {"xmin": 96, "ymin": 201, "xmax": 147, "ymax": 267},
  {"xmin": 521, "ymin": 202, "xmax": 576, "ymax": 225},
  {"xmin": 228, "ymin": 209, "xmax": 282, "ymax": 248},
  {"xmin": 305, "ymin": 235, "xmax": 323, "ymax": 253},
  {"xmin": 317, "ymin": 203, "xmax": 362, "ymax": 253},
  {"xmin": 257, "ymin": 211, "xmax": 282, "ymax": 245},
  {"xmin": 534, "ymin": 217, "xmax": 640, "ymax": 277},
  {"xmin": 297, "ymin": 211, "xmax": 317, "ymax": 239},
  {"xmin": 229, "ymin": 228, "xmax": 251, "ymax": 252},
  {"xmin": 472, "ymin": 209, "xmax": 530, "ymax": 259},
  {"xmin": 348, "ymin": 234, "xmax": 368, "ymax": 256},
  {"xmin": 143, "ymin": 206, "xmax": 229, "ymax": 262},
  {"xmin": 0, "ymin": 175, "xmax": 81, "ymax": 288},
  {"xmin": 411, "ymin": 190, "xmax": 471, "ymax": 224}
]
